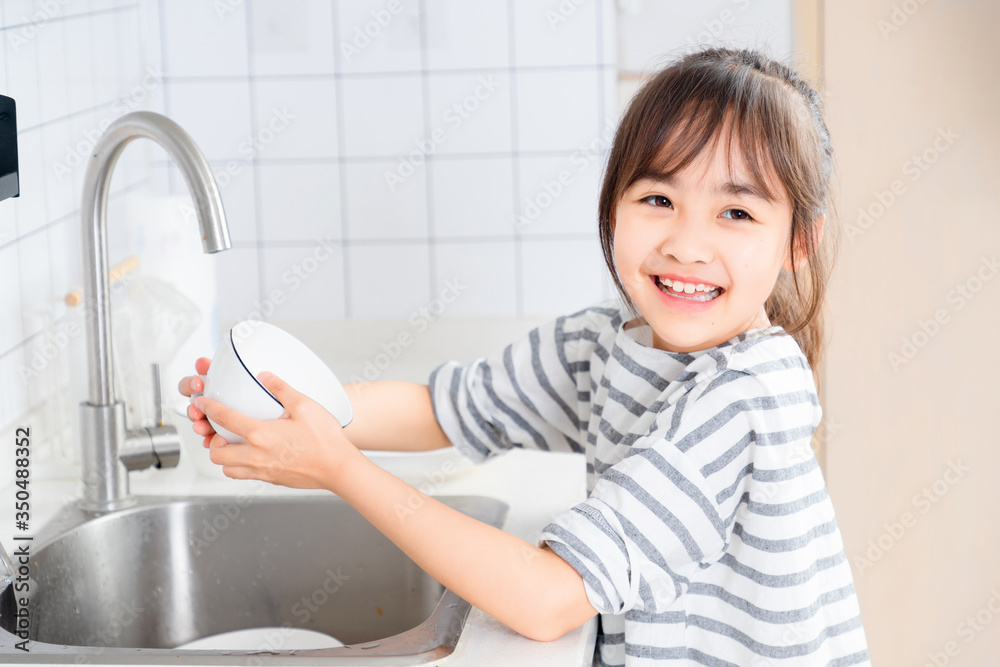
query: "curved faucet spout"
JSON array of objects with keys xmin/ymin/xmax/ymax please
[
  {"xmin": 79, "ymin": 111, "xmax": 231, "ymax": 511},
  {"xmin": 82, "ymin": 111, "xmax": 231, "ymax": 407}
]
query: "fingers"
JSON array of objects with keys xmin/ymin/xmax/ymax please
[
  {"xmin": 207, "ymin": 433, "xmax": 235, "ymax": 458},
  {"xmin": 178, "ymin": 374, "xmax": 204, "ymax": 398},
  {"xmin": 220, "ymin": 466, "xmax": 256, "ymax": 480},
  {"xmin": 178, "ymin": 358, "xmax": 212, "ymax": 396},
  {"xmin": 191, "ymin": 416, "xmax": 216, "ymax": 437},
  {"xmin": 256, "ymin": 372, "xmax": 302, "ymax": 413},
  {"xmin": 207, "ymin": 436, "xmax": 259, "ymax": 481},
  {"xmin": 195, "ymin": 396, "xmax": 261, "ymax": 442},
  {"xmin": 187, "ymin": 403, "xmax": 204, "ymax": 422}
]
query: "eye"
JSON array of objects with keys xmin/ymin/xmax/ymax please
[
  {"xmin": 641, "ymin": 195, "xmax": 672, "ymax": 208},
  {"xmin": 721, "ymin": 208, "xmax": 754, "ymax": 222}
]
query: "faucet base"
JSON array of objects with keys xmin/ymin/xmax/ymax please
[{"xmin": 78, "ymin": 401, "xmax": 132, "ymax": 512}]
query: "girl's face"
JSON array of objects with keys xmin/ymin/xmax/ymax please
[{"xmin": 613, "ymin": 139, "xmax": 796, "ymax": 353}]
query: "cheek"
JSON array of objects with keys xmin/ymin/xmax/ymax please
[
  {"xmin": 613, "ymin": 225, "xmax": 649, "ymax": 279},
  {"xmin": 731, "ymin": 234, "xmax": 785, "ymax": 288}
]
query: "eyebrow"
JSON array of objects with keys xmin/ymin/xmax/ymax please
[{"xmin": 636, "ymin": 172, "xmax": 778, "ymax": 204}]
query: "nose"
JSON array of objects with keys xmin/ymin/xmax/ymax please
[{"xmin": 659, "ymin": 214, "xmax": 713, "ymax": 265}]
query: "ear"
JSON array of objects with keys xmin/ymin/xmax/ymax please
[{"xmin": 783, "ymin": 215, "xmax": 825, "ymax": 272}]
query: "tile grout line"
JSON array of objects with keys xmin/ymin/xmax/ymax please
[
  {"xmin": 0, "ymin": 3, "xmax": 137, "ymax": 34},
  {"xmin": 220, "ymin": 233, "xmax": 596, "ymax": 249},
  {"xmin": 507, "ymin": 0, "xmax": 523, "ymax": 317},
  {"xmin": 158, "ymin": 63, "xmax": 615, "ymax": 83},
  {"xmin": 156, "ymin": 0, "xmax": 173, "ymax": 193},
  {"xmin": 145, "ymin": 147, "xmax": 597, "ymax": 165},
  {"xmin": 330, "ymin": 0, "xmax": 352, "ymax": 319},
  {"xmin": 417, "ymin": 0, "xmax": 436, "ymax": 304},
  {"xmin": 243, "ymin": 2, "xmax": 267, "ymax": 321}
]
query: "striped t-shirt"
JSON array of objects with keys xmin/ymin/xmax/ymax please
[{"xmin": 429, "ymin": 301, "xmax": 870, "ymax": 666}]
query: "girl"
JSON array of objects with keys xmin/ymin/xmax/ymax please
[{"xmin": 181, "ymin": 48, "xmax": 870, "ymax": 665}]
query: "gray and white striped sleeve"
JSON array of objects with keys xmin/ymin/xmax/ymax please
[
  {"xmin": 540, "ymin": 373, "xmax": 769, "ymax": 615},
  {"xmin": 428, "ymin": 315, "xmax": 591, "ymax": 463}
]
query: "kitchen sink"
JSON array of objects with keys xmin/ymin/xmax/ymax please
[{"xmin": 0, "ymin": 494, "xmax": 507, "ymax": 664}]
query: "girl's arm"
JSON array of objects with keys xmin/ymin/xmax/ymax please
[
  {"xmin": 180, "ymin": 358, "xmax": 452, "ymax": 452},
  {"xmin": 194, "ymin": 372, "xmax": 599, "ymax": 642},
  {"xmin": 342, "ymin": 381, "xmax": 452, "ymax": 451}
]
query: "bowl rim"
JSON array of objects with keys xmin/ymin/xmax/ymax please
[
  {"xmin": 229, "ymin": 328, "xmax": 284, "ymax": 408},
  {"xmin": 228, "ymin": 321, "xmax": 354, "ymax": 428}
]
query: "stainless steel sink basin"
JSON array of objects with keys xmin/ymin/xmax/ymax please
[{"xmin": 0, "ymin": 495, "xmax": 507, "ymax": 664}]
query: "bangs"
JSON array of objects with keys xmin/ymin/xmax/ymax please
[
  {"xmin": 609, "ymin": 60, "xmax": 821, "ymax": 213},
  {"xmin": 641, "ymin": 99, "xmax": 784, "ymax": 204}
]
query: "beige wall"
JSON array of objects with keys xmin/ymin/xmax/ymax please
[{"xmin": 819, "ymin": 1, "xmax": 1000, "ymax": 664}]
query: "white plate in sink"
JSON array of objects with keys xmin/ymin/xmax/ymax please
[
  {"xmin": 175, "ymin": 627, "xmax": 344, "ymax": 650},
  {"xmin": 363, "ymin": 446, "xmax": 471, "ymax": 488}
]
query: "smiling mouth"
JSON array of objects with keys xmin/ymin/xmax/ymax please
[{"xmin": 652, "ymin": 276, "xmax": 724, "ymax": 302}]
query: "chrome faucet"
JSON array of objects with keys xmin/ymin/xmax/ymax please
[
  {"xmin": 79, "ymin": 111, "xmax": 231, "ymax": 512},
  {"xmin": 0, "ymin": 540, "xmax": 13, "ymax": 592}
]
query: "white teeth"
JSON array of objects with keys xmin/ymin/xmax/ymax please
[
  {"xmin": 659, "ymin": 277, "xmax": 719, "ymax": 293},
  {"xmin": 656, "ymin": 276, "xmax": 722, "ymax": 301}
]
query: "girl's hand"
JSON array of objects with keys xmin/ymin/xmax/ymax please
[
  {"xmin": 178, "ymin": 357, "xmax": 216, "ymax": 447},
  {"xmin": 193, "ymin": 372, "xmax": 357, "ymax": 490}
]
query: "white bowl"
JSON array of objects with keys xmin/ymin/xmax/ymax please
[{"xmin": 200, "ymin": 321, "xmax": 353, "ymax": 444}]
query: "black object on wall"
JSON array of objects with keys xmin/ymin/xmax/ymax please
[{"xmin": 0, "ymin": 95, "xmax": 18, "ymax": 202}]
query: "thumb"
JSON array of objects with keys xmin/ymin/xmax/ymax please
[{"xmin": 257, "ymin": 371, "xmax": 302, "ymax": 413}]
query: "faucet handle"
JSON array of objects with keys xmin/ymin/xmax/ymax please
[
  {"xmin": 119, "ymin": 363, "xmax": 181, "ymax": 471},
  {"xmin": 0, "ymin": 540, "xmax": 13, "ymax": 584},
  {"xmin": 151, "ymin": 363, "xmax": 163, "ymax": 426}
]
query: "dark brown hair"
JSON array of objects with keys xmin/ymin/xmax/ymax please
[{"xmin": 598, "ymin": 48, "xmax": 835, "ymax": 368}]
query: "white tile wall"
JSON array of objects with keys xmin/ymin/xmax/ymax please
[
  {"xmin": 11, "ymin": 128, "xmax": 42, "ymax": 235},
  {"xmin": 516, "ymin": 154, "xmax": 604, "ymax": 237},
  {"xmin": 151, "ymin": 0, "xmax": 617, "ymax": 329},
  {"xmin": 512, "ymin": 0, "xmax": 602, "ymax": 68},
  {"xmin": 0, "ymin": 242, "xmax": 22, "ymax": 353},
  {"xmin": 260, "ymin": 245, "xmax": 346, "ymax": 321},
  {"xmin": 258, "ymin": 163, "xmax": 341, "ymax": 242},
  {"xmin": 424, "ymin": 0, "xmax": 509, "ymax": 70},
  {"xmin": 166, "ymin": 80, "xmax": 253, "ymax": 161},
  {"xmin": 0, "ymin": 202, "xmax": 13, "ymax": 247},
  {"xmin": 334, "ymin": 0, "xmax": 422, "ymax": 74},
  {"xmin": 160, "ymin": 0, "xmax": 248, "ymax": 77},
  {"xmin": 253, "ymin": 78, "xmax": 339, "ymax": 159},
  {"xmin": 521, "ymin": 238, "xmax": 614, "ymax": 316},
  {"xmin": 15, "ymin": 231, "xmax": 50, "ymax": 340},
  {"xmin": 1, "ymin": 0, "xmax": 796, "ymax": 438},
  {"xmin": 212, "ymin": 246, "xmax": 261, "ymax": 326},
  {"xmin": 250, "ymin": 0, "xmax": 336, "ymax": 76},
  {"xmin": 515, "ymin": 70, "xmax": 603, "ymax": 152},
  {"xmin": 432, "ymin": 241, "xmax": 518, "ymax": 317},
  {"xmin": 0, "ymin": 2, "xmax": 159, "ymax": 435},
  {"xmin": 347, "ymin": 243, "xmax": 431, "ymax": 319},
  {"xmin": 616, "ymin": 0, "xmax": 793, "ymax": 75},
  {"xmin": 425, "ymin": 71, "xmax": 512, "ymax": 155},
  {"xmin": 429, "ymin": 157, "xmax": 515, "ymax": 238},
  {"xmin": 343, "ymin": 159, "xmax": 427, "ymax": 241},
  {"xmin": 339, "ymin": 75, "xmax": 424, "ymax": 158}
]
